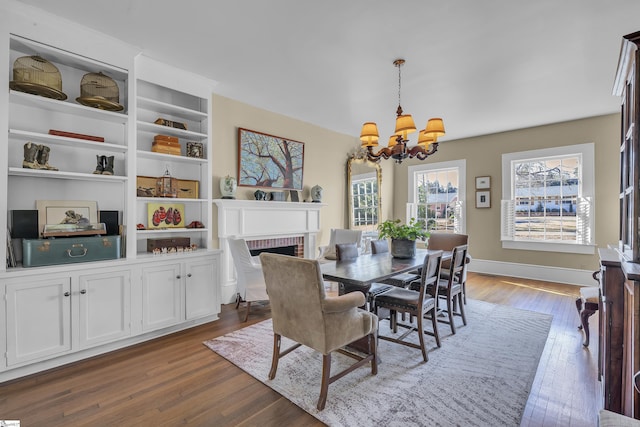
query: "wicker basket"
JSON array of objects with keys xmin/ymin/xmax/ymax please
[
  {"xmin": 76, "ymin": 72, "xmax": 123, "ymax": 111},
  {"xmin": 9, "ymin": 55, "xmax": 67, "ymax": 100}
]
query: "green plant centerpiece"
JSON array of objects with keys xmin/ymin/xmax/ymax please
[{"xmin": 377, "ymin": 218, "xmax": 430, "ymax": 258}]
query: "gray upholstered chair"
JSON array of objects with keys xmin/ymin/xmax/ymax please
[
  {"xmin": 227, "ymin": 238, "xmax": 269, "ymax": 322},
  {"xmin": 260, "ymin": 252, "xmax": 378, "ymax": 411},
  {"xmin": 318, "ymin": 228, "xmax": 363, "ymax": 261},
  {"xmin": 427, "ymin": 233, "xmax": 471, "ymax": 303},
  {"xmin": 374, "ymin": 250, "xmax": 443, "ymax": 361}
]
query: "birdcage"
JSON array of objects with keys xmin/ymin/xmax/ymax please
[
  {"xmin": 76, "ymin": 72, "xmax": 124, "ymax": 111},
  {"xmin": 9, "ymin": 55, "xmax": 67, "ymax": 100}
]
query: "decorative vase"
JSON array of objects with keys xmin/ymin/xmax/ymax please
[
  {"xmin": 220, "ymin": 175, "xmax": 237, "ymax": 199},
  {"xmin": 311, "ymin": 185, "xmax": 323, "ymax": 202},
  {"xmin": 390, "ymin": 238, "xmax": 416, "ymax": 259}
]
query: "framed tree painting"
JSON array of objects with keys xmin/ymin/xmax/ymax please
[{"xmin": 238, "ymin": 128, "xmax": 304, "ymax": 190}]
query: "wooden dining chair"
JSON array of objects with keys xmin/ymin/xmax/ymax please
[
  {"xmin": 370, "ymin": 239, "xmax": 421, "ymax": 288},
  {"xmin": 374, "ymin": 250, "xmax": 443, "ymax": 361}
]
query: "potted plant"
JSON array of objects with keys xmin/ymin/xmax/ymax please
[{"xmin": 377, "ymin": 218, "xmax": 430, "ymax": 258}]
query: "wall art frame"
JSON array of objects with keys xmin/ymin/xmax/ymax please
[
  {"xmin": 475, "ymin": 190, "xmax": 491, "ymax": 208},
  {"xmin": 475, "ymin": 176, "xmax": 491, "ymax": 189},
  {"xmin": 36, "ymin": 200, "xmax": 98, "ymax": 235},
  {"xmin": 238, "ymin": 128, "xmax": 304, "ymax": 190}
]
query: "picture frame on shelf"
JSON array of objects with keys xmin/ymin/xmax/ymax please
[
  {"xmin": 475, "ymin": 176, "xmax": 491, "ymax": 189},
  {"xmin": 147, "ymin": 202, "xmax": 186, "ymax": 229},
  {"xmin": 475, "ymin": 191, "xmax": 491, "ymax": 209},
  {"xmin": 186, "ymin": 141, "xmax": 204, "ymax": 159},
  {"xmin": 238, "ymin": 128, "xmax": 304, "ymax": 190},
  {"xmin": 36, "ymin": 200, "xmax": 98, "ymax": 236},
  {"xmin": 289, "ymin": 190, "xmax": 299, "ymax": 202}
]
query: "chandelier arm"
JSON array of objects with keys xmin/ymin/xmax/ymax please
[{"xmin": 366, "ymin": 146, "xmax": 394, "ymax": 162}]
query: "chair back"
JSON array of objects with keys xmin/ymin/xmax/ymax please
[
  {"xmin": 370, "ymin": 239, "xmax": 389, "ymax": 254},
  {"xmin": 260, "ymin": 253, "xmax": 329, "ymax": 348},
  {"xmin": 336, "ymin": 242, "xmax": 359, "ymax": 261},
  {"xmin": 322, "ymin": 229, "xmax": 363, "ymax": 260},
  {"xmin": 447, "ymin": 244, "xmax": 468, "ymax": 286},
  {"xmin": 228, "ymin": 238, "xmax": 269, "ymax": 302},
  {"xmin": 420, "ymin": 250, "xmax": 443, "ymax": 297},
  {"xmin": 427, "ymin": 233, "xmax": 468, "ymax": 251}
]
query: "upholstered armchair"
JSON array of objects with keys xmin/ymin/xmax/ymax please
[
  {"xmin": 260, "ymin": 252, "xmax": 378, "ymax": 411},
  {"xmin": 317, "ymin": 228, "xmax": 363, "ymax": 261},
  {"xmin": 227, "ymin": 238, "xmax": 269, "ymax": 322}
]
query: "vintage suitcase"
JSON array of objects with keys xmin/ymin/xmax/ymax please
[
  {"xmin": 147, "ymin": 237, "xmax": 190, "ymax": 253},
  {"xmin": 22, "ymin": 236, "xmax": 121, "ymax": 267},
  {"xmin": 152, "ymin": 136, "xmax": 181, "ymax": 155}
]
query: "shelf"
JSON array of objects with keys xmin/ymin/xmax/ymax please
[
  {"xmin": 137, "ymin": 197, "xmax": 207, "ymax": 203},
  {"xmin": 136, "ymin": 228, "xmax": 209, "ymax": 235},
  {"xmin": 10, "ymin": 91, "xmax": 128, "ymax": 124},
  {"xmin": 137, "ymin": 96, "xmax": 207, "ymax": 122},
  {"xmin": 10, "ymin": 34, "xmax": 128, "ymax": 79},
  {"xmin": 137, "ymin": 121, "xmax": 207, "ymax": 140},
  {"xmin": 9, "ymin": 167, "xmax": 128, "ymax": 182},
  {"xmin": 136, "ymin": 150, "xmax": 206, "ymax": 164},
  {"xmin": 9, "ymin": 129, "xmax": 128, "ymax": 153}
]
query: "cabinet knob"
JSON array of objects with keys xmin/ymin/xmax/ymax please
[
  {"xmin": 80, "ymin": 289, "xmax": 87, "ymax": 294},
  {"xmin": 64, "ymin": 291, "xmax": 70, "ymax": 297},
  {"xmin": 176, "ymin": 275, "xmax": 181, "ymax": 279},
  {"xmin": 187, "ymin": 273, "xmax": 192, "ymax": 278}
]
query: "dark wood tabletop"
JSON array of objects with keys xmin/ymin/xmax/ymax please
[{"xmin": 320, "ymin": 248, "xmax": 450, "ymax": 287}]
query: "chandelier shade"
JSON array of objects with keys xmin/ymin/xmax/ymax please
[{"xmin": 360, "ymin": 59, "xmax": 445, "ymax": 163}]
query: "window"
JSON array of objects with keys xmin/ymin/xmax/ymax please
[
  {"xmin": 351, "ymin": 171, "xmax": 378, "ymax": 227},
  {"xmin": 501, "ymin": 143, "xmax": 594, "ymax": 254},
  {"xmin": 408, "ymin": 160, "xmax": 466, "ymax": 233}
]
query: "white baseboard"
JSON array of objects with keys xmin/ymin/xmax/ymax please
[{"xmin": 468, "ymin": 259, "xmax": 598, "ymax": 287}]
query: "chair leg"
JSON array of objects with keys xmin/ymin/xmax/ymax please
[
  {"xmin": 416, "ymin": 311, "xmax": 428, "ymax": 362},
  {"xmin": 463, "ymin": 281, "xmax": 467, "ymax": 305},
  {"xmin": 318, "ymin": 353, "xmax": 332, "ymax": 411},
  {"xmin": 429, "ymin": 308, "xmax": 441, "ymax": 348},
  {"xmin": 458, "ymin": 293, "xmax": 467, "ymax": 325},
  {"xmin": 235, "ymin": 292, "xmax": 242, "ymax": 309},
  {"xmin": 369, "ymin": 332, "xmax": 378, "ymax": 375},
  {"xmin": 244, "ymin": 301, "xmax": 251, "ymax": 322},
  {"xmin": 269, "ymin": 334, "xmax": 281, "ymax": 380},
  {"xmin": 447, "ymin": 296, "xmax": 456, "ymax": 334}
]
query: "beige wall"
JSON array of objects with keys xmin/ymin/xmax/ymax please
[
  {"xmin": 393, "ymin": 114, "xmax": 620, "ymax": 271},
  {"xmin": 211, "ymin": 94, "xmax": 365, "ymax": 248},
  {"xmin": 211, "ymin": 94, "xmax": 619, "ymax": 271}
]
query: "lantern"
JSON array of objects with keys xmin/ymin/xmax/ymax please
[{"xmin": 156, "ymin": 167, "xmax": 177, "ymax": 198}]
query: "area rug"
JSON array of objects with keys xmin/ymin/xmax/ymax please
[{"xmin": 204, "ymin": 300, "xmax": 552, "ymax": 426}]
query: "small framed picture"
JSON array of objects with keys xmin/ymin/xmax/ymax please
[
  {"xmin": 289, "ymin": 190, "xmax": 299, "ymax": 202},
  {"xmin": 186, "ymin": 141, "xmax": 204, "ymax": 159},
  {"xmin": 476, "ymin": 190, "xmax": 491, "ymax": 208},
  {"xmin": 475, "ymin": 176, "xmax": 491, "ymax": 189}
]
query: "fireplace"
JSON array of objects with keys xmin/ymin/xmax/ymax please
[
  {"xmin": 247, "ymin": 236, "xmax": 304, "ymax": 258},
  {"xmin": 214, "ymin": 199, "xmax": 326, "ymax": 303}
]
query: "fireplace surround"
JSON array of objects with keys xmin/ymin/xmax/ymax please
[{"xmin": 214, "ymin": 199, "xmax": 326, "ymax": 303}]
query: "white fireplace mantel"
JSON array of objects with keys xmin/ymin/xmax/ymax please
[{"xmin": 214, "ymin": 199, "xmax": 326, "ymax": 303}]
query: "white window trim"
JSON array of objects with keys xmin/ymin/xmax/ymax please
[
  {"xmin": 501, "ymin": 143, "xmax": 595, "ymax": 254},
  {"xmin": 408, "ymin": 159, "xmax": 467, "ymax": 233}
]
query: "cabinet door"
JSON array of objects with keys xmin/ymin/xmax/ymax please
[
  {"xmin": 185, "ymin": 256, "xmax": 219, "ymax": 320},
  {"xmin": 5, "ymin": 277, "xmax": 71, "ymax": 366},
  {"xmin": 141, "ymin": 262, "xmax": 183, "ymax": 331},
  {"xmin": 78, "ymin": 270, "xmax": 132, "ymax": 348}
]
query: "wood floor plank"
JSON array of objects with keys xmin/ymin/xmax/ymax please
[{"xmin": 0, "ymin": 272, "xmax": 599, "ymax": 426}]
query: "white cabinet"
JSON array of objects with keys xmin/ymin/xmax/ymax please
[
  {"xmin": 5, "ymin": 276, "xmax": 72, "ymax": 366},
  {"xmin": 185, "ymin": 256, "xmax": 219, "ymax": 320},
  {"xmin": 141, "ymin": 262, "xmax": 183, "ymax": 331},
  {"xmin": 77, "ymin": 270, "xmax": 132, "ymax": 348}
]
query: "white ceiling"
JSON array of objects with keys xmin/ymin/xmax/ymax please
[{"xmin": 13, "ymin": 0, "xmax": 640, "ymax": 142}]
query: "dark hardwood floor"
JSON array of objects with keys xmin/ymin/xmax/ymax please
[{"xmin": 0, "ymin": 272, "xmax": 598, "ymax": 426}]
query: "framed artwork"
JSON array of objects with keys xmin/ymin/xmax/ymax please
[
  {"xmin": 238, "ymin": 128, "xmax": 304, "ymax": 190},
  {"xmin": 289, "ymin": 190, "xmax": 299, "ymax": 202},
  {"xmin": 475, "ymin": 191, "xmax": 491, "ymax": 208},
  {"xmin": 475, "ymin": 176, "xmax": 491, "ymax": 189},
  {"xmin": 36, "ymin": 200, "xmax": 98, "ymax": 235},
  {"xmin": 186, "ymin": 141, "xmax": 204, "ymax": 159},
  {"xmin": 147, "ymin": 202, "xmax": 185, "ymax": 229}
]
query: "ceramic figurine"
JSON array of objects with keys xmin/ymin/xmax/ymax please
[
  {"xmin": 311, "ymin": 184, "xmax": 323, "ymax": 202},
  {"xmin": 254, "ymin": 189, "xmax": 267, "ymax": 200},
  {"xmin": 220, "ymin": 175, "xmax": 237, "ymax": 199}
]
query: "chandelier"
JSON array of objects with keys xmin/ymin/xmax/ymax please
[{"xmin": 360, "ymin": 59, "xmax": 445, "ymax": 164}]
